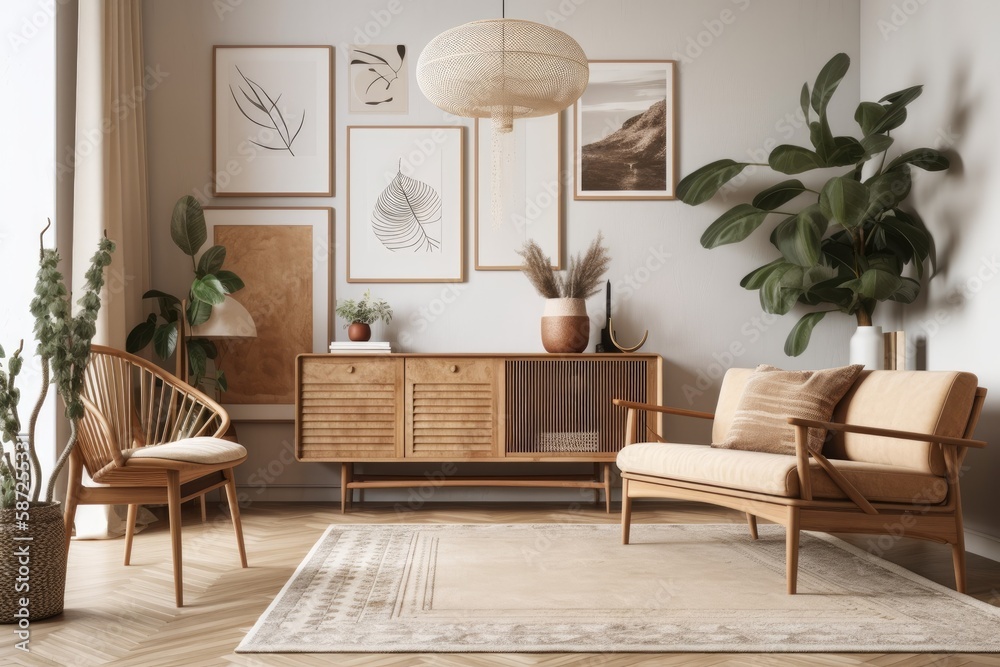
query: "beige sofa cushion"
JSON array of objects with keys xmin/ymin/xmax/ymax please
[
  {"xmin": 124, "ymin": 437, "xmax": 247, "ymax": 465},
  {"xmin": 617, "ymin": 442, "xmax": 947, "ymax": 504},
  {"xmin": 827, "ymin": 370, "xmax": 978, "ymax": 475},
  {"xmin": 713, "ymin": 364, "xmax": 863, "ymax": 455}
]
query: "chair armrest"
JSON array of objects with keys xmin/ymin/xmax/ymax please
[
  {"xmin": 787, "ymin": 417, "xmax": 986, "ymax": 449},
  {"xmin": 612, "ymin": 399, "xmax": 715, "ymax": 420}
]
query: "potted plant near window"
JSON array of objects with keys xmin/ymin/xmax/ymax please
[
  {"xmin": 335, "ymin": 290, "xmax": 393, "ymax": 342},
  {"xmin": 0, "ymin": 226, "xmax": 115, "ymax": 623},
  {"xmin": 675, "ymin": 53, "xmax": 947, "ymax": 360}
]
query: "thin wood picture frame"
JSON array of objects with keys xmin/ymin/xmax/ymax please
[
  {"xmin": 574, "ymin": 60, "xmax": 677, "ymax": 200},
  {"xmin": 213, "ymin": 45, "xmax": 334, "ymax": 197},
  {"xmin": 203, "ymin": 207, "xmax": 333, "ymax": 421},
  {"xmin": 475, "ymin": 113, "xmax": 563, "ymax": 271},
  {"xmin": 347, "ymin": 125, "xmax": 465, "ymax": 283}
]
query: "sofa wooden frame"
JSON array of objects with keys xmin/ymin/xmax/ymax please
[{"xmin": 614, "ymin": 389, "xmax": 987, "ymax": 595}]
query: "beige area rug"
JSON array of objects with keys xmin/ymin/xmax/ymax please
[{"xmin": 237, "ymin": 523, "xmax": 1000, "ymax": 653}]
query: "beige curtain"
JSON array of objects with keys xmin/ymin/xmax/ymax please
[{"xmin": 71, "ymin": 0, "xmax": 152, "ymax": 539}]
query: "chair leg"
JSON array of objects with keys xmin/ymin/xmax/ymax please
[
  {"xmin": 63, "ymin": 449, "xmax": 83, "ymax": 555},
  {"xmin": 166, "ymin": 470, "xmax": 184, "ymax": 607},
  {"xmin": 746, "ymin": 512, "xmax": 759, "ymax": 540},
  {"xmin": 621, "ymin": 478, "xmax": 632, "ymax": 545},
  {"xmin": 199, "ymin": 495, "xmax": 207, "ymax": 522},
  {"xmin": 223, "ymin": 468, "xmax": 248, "ymax": 569},
  {"xmin": 786, "ymin": 507, "xmax": 800, "ymax": 595},
  {"xmin": 952, "ymin": 509, "xmax": 968, "ymax": 594},
  {"xmin": 124, "ymin": 504, "xmax": 139, "ymax": 565}
]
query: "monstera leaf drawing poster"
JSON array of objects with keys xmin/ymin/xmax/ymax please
[{"xmin": 347, "ymin": 126, "xmax": 465, "ymax": 282}]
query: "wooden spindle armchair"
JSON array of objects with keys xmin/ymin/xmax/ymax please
[{"xmin": 64, "ymin": 345, "xmax": 248, "ymax": 606}]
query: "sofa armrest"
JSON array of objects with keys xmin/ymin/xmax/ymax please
[
  {"xmin": 787, "ymin": 417, "xmax": 987, "ymax": 449},
  {"xmin": 613, "ymin": 399, "xmax": 715, "ymax": 446}
]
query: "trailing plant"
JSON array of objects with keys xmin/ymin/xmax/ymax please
[
  {"xmin": 518, "ymin": 232, "xmax": 611, "ymax": 300},
  {"xmin": 126, "ymin": 195, "xmax": 245, "ymax": 392},
  {"xmin": 676, "ymin": 53, "xmax": 947, "ymax": 355},
  {"xmin": 335, "ymin": 290, "xmax": 393, "ymax": 327},
  {"xmin": 0, "ymin": 225, "xmax": 115, "ymax": 507}
]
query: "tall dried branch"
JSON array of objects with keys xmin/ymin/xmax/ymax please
[
  {"xmin": 564, "ymin": 232, "xmax": 611, "ymax": 299},
  {"xmin": 516, "ymin": 241, "xmax": 560, "ymax": 299}
]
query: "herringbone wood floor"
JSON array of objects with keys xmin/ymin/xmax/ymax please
[{"xmin": 8, "ymin": 501, "xmax": 1000, "ymax": 666}]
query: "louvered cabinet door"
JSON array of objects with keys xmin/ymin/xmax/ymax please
[
  {"xmin": 404, "ymin": 358, "xmax": 500, "ymax": 458},
  {"xmin": 296, "ymin": 357, "xmax": 404, "ymax": 460}
]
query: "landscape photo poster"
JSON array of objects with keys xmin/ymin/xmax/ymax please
[
  {"xmin": 347, "ymin": 126, "xmax": 465, "ymax": 282},
  {"xmin": 574, "ymin": 60, "xmax": 677, "ymax": 200},
  {"xmin": 349, "ymin": 44, "xmax": 408, "ymax": 113},
  {"xmin": 203, "ymin": 207, "xmax": 333, "ymax": 421},
  {"xmin": 213, "ymin": 46, "xmax": 333, "ymax": 196}
]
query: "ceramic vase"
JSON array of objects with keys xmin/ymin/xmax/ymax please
[
  {"xmin": 849, "ymin": 324, "xmax": 884, "ymax": 370},
  {"xmin": 540, "ymin": 298, "xmax": 589, "ymax": 353},
  {"xmin": 348, "ymin": 322, "xmax": 372, "ymax": 342}
]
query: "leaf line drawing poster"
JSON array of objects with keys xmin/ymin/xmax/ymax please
[
  {"xmin": 349, "ymin": 44, "xmax": 408, "ymax": 113},
  {"xmin": 347, "ymin": 126, "xmax": 465, "ymax": 282},
  {"xmin": 213, "ymin": 46, "xmax": 333, "ymax": 196}
]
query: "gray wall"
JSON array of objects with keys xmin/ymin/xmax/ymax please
[
  {"xmin": 141, "ymin": 1, "xmax": 868, "ymax": 499},
  {"xmin": 861, "ymin": 0, "xmax": 1000, "ymax": 558}
]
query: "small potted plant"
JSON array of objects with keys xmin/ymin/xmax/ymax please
[
  {"xmin": 335, "ymin": 290, "xmax": 393, "ymax": 342},
  {"xmin": 517, "ymin": 233, "xmax": 611, "ymax": 353}
]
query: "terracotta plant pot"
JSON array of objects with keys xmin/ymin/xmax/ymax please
[
  {"xmin": 348, "ymin": 322, "xmax": 372, "ymax": 342},
  {"xmin": 540, "ymin": 298, "xmax": 590, "ymax": 353}
]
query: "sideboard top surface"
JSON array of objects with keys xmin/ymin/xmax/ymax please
[{"xmin": 299, "ymin": 353, "xmax": 661, "ymax": 360}]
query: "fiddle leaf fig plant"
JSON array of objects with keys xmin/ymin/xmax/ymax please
[
  {"xmin": 127, "ymin": 195, "xmax": 245, "ymax": 390},
  {"xmin": 677, "ymin": 53, "xmax": 948, "ymax": 356}
]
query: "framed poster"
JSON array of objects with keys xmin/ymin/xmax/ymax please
[
  {"xmin": 213, "ymin": 46, "xmax": 333, "ymax": 196},
  {"xmin": 347, "ymin": 126, "xmax": 465, "ymax": 282},
  {"xmin": 349, "ymin": 44, "xmax": 408, "ymax": 113},
  {"xmin": 574, "ymin": 60, "xmax": 677, "ymax": 200},
  {"xmin": 475, "ymin": 113, "xmax": 563, "ymax": 270},
  {"xmin": 203, "ymin": 207, "xmax": 333, "ymax": 421}
]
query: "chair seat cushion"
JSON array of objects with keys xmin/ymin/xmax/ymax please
[
  {"xmin": 617, "ymin": 443, "xmax": 946, "ymax": 504},
  {"xmin": 124, "ymin": 437, "xmax": 247, "ymax": 465}
]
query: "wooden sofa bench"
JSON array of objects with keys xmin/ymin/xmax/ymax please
[{"xmin": 615, "ymin": 368, "xmax": 987, "ymax": 594}]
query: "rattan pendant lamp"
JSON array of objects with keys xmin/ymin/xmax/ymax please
[{"xmin": 417, "ymin": 3, "xmax": 588, "ymax": 226}]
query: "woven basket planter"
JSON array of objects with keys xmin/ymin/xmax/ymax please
[{"xmin": 1, "ymin": 502, "xmax": 66, "ymax": 623}]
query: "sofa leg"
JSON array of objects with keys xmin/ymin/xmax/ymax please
[
  {"xmin": 621, "ymin": 478, "xmax": 632, "ymax": 545},
  {"xmin": 786, "ymin": 507, "xmax": 800, "ymax": 595},
  {"xmin": 746, "ymin": 512, "xmax": 758, "ymax": 540}
]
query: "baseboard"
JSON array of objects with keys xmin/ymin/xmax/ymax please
[{"xmin": 965, "ymin": 528, "xmax": 1000, "ymax": 563}]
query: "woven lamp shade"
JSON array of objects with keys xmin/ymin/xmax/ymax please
[{"xmin": 417, "ymin": 19, "xmax": 589, "ymax": 132}]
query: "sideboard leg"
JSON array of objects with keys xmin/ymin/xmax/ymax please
[
  {"xmin": 604, "ymin": 463, "xmax": 613, "ymax": 514},
  {"xmin": 340, "ymin": 463, "xmax": 349, "ymax": 514},
  {"xmin": 345, "ymin": 463, "xmax": 354, "ymax": 511},
  {"xmin": 593, "ymin": 463, "xmax": 601, "ymax": 504}
]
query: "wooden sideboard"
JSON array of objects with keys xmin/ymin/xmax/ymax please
[{"xmin": 295, "ymin": 353, "xmax": 662, "ymax": 511}]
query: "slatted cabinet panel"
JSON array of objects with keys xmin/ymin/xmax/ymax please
[
  {"xmin": 295, "ymin": 357, "xmax": 404, "ymax": 460},
  {"xmin": 404, "ymin": 358, "xmax": 499, "ymax": 458}
]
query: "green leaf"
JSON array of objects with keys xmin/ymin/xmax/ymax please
[
  {"xmin": 770, "ymin": 205, "xmax": 827, "ymax": 267},
  {"xmin": 187, "ymin": 299, "xmax": 213, "ymax": 327},
  {"xmin": 191, "ymin": 276, "xmax": 226, "ymax": 306},
  {"xmin": 855, "ymin": 101, "xmax": 887, "ymax": 135},
  {"xmin": 676, "ymin": 159, "xmax": 750, "ymax": 205},
  {"xmin": 811, "ymin": 53, "xmax": 850, "ymax": 115},
  {"xmin": 871, "ymin": 86, "xmax": 922, "ymax": 134},
  {"xmin": 854, "ymin": 268, "xmax": 903, "ymax": 300},
  {"xmin": 889, "ymin": 277, "xmax": 921, "ymax": 304},
  {"xmin": 819, "ymin": 176, "xmax": 870, "ymax": 229},
  {"xmin": 894, "ymin": 208, "xmax": 936, "ymax": 274},
  {"xmin": 217, "ymin": 372, "xmax": 228, "ymax": 393},
  {"xmin": 126, "ymin": 314, "xmax": 157, "ymax": 353},
  {"xmin": 142, "ymin": 289, "xmax": 180, "ymax": 303},
  {"xmin": 784, "ymin": 311, "xmax": 828, "ymax": 357},
  {"xmin": 826, "ymin": 137, "xmax": 866, "ymax": 167},
  {"xmin": 865, "ymin": 169, "xmax": 911, "ymax": 219},
  {"xmin": 760, "ymin": 264, "xmax": 804, "ymax": 315},
  {"xmin": 800, "ymin": 83, "xmax": 810, "ymax": 123},
  {"xmin": 768, "ymin": 145, "xmax": 825, "ymax": 174},
  {"xmin": 740, "ymin": 258, "xmax": 788, "ymax": 289},
  {"xmin": 152, "ymin": 322, "xmax": 178, "ymax": 361},
  {"xmin": 197, "ymin": 245, "xmax": 226, "ymax": 278},
  {"xmin": 879, "ymin": 84, "xmax": 923, "ymax": 106},
  {"xmin": 699, "ymin": 204, "xmax": 770, "ymax": 248},
  {"xmin": 170, "ymin": 195, "xmax": 207, "ymax": 257},
  {"xmin": 751, "ymin": 179, "xmax": 806, "ymax": 211},
  {"xmin": 880, "ymin": 215, "xmax": 931, "ymax": 279},
  {"xmin": 215, "ymin": 270, "xmax": 245, "ymax": 294},
  {"xmin": 187, "ymin": 340, "xmax": 207, "ymax": 380},
  {"xmin": 860, "ymin": 133, "xmax": 894, "ymax": 158},
  {"xmin": 884, "ymin": 147, "xmax": 950, "ymax": 172}
]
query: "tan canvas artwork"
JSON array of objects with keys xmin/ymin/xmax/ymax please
[{"xmin": 214, "ymin": 225, "xmax": 314, "ymax": 404}]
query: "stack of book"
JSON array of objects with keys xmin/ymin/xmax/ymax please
[
  {"xmin": 328, "ymin": 341, "xmax": 392, "ymax": 354},
  {"xmin": 883, "ymin": 331, "xmax": 907, "ymax": 370}
]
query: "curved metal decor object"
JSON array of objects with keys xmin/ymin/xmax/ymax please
[{"xmin": 608, "ymin": 317, "xmax": 648, "ymax": 353}]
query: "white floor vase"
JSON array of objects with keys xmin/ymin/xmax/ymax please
[{"xmin": 850, "ymin": 324, "xmax": 884, "ymax": 370}]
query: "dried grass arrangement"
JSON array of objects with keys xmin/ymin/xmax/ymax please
[{"xmin": 517, "ymin": 233, "xmax": 611, "ymax": 300}]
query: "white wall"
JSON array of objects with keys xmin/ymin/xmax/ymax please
[
  {"xmin": 861, "ymin": 0, "xmax": 1000, "ymax": 556},
  {"xmin": 141, "ymin": 0, "xmax": 862, "ymax": 503}
]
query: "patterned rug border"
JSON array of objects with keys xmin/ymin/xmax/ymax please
[{"xmin": 237, "ymin": 523, "xmax": 1000, "ymax": 654}]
